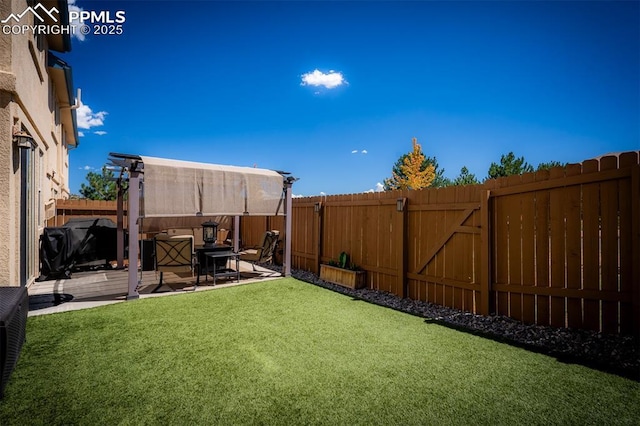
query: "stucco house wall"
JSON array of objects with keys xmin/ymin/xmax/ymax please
[{"xmin": 0, "ymin": 0, "xmax": 78, "ymax": 286}]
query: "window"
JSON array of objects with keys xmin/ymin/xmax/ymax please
[
  {"xmin": 25, "ymin": 143, "xmax": 37, "ymax": 282},
  {"xmin": 38, "ymin": 149, "xmax": 44, "ymax": 226}
]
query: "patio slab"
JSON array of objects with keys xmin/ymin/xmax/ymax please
[{"xmin": 27, "ymin": 261, "xmax": 281, "ymax": 316}]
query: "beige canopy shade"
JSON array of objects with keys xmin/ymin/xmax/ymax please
[
  {"xmin": 108, "ymin": 152, "xmax": 296, "ymax": 300},
  {"xmin": 140, "ymin": 156, "xmax": 285, "ymax": 217}
]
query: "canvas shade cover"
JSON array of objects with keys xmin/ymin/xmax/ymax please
[{"xmin": 140, "ymin": 156, "xmax": 284, "ymax": 217}]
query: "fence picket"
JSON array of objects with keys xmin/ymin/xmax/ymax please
[
  {"xmin": 533, "ymin": 169, "xmax": 551, "ymax": 326},
  {"xmin": 581, "ymin": 159, "xmax": 601, "ymax": 331},
  {"xmin": 549, "ymin": 166, "xmax": 567, "ymax": 328},
  {"xmin": 600, "ymin": 156, "xmax": 620, "ymax": 333},
  {"xmin": 495, "ymin": 190, "xmax": 510, "ymax": 316},
  {"xmin": 565, "ymin": 163, "xmax": 583, "ymax": 329},
  {"xmin": 618, "ymin": 153, "xmax": 637, "ymax": 334},
  {"xmin": 507, "ymin": 174, "xmax": 523, "ymax": 321},
  {"xmin": 520, "ymin": 172, "xmax": 536, "ymax": 324}
]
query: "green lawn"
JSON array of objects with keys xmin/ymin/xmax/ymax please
[{"xmin": 1, "ymin": 278, "xmax": 638, "ymax": 425}]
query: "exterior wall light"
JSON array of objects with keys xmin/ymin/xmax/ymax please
[
  {"xmin": 396, "ymin": 198, "xmax": 406, "ymax": 212},
  {"xmin": 13, "ymin": 131, "xmax": 34, "ymax": 149}
]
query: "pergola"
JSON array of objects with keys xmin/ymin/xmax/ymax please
[{"xmin": 108, "ymin": 153, "xmax": 296, "ymax": 299}]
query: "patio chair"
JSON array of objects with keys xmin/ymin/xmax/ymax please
[
  {"xmin": 239, "ymin": 230, "xmax": 280, "ymax": 271},
  {"xmin": 152, "ymin": 234, "xmax": 196, "ymax": 292},
  {"xmin": 217, "ymin": 228, "xmax": 230, "ymax": 245}
]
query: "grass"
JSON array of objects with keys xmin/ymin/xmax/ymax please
[{"xmin": 1, "ymin": 278, "xmax": 638, "ymax": 425}]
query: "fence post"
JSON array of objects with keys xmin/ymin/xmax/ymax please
[
  {"xmin": 314, "ymin": 200, "xmax": 323, "ymax": 275},
  {"xmin": 632, "ymin": 165, "xmax": 640, "ymax": 339},
  {"xmin": 480, "ymin": 189, "xmax": 491, "ymax": 315},
  {"xmin": 397, "ymin": 196, "xmax": 408, "ymax": 298}
]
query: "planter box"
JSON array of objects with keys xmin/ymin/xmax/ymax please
[{"xmin": 319, "ymin": 264, "xmax": 366, "ymax": 289}]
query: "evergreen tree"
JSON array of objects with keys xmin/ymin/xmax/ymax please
[
  {"xmin": 79, "ymin": 165, "xmax": 117, "ymax": 200},
  {"xmin": 536, "ymin": 161, "xmax": 565, "ymax": 171},
  {"xmin": 384, "ymin": 138, "xmax": 442, "ymax": 190},
  {"xmin": 426, "ymin": 156, "xmax": 452, "ymax": 188},
  {"xmin": 487, "ymin": 152, "xmax": 533, "ymax": 180},
  {"xmin": 452, "ymin": 166, "xmax": 479, "ymax": 186}
]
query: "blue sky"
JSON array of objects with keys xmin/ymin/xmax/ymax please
[{"xmin": 66, "ymin": 0, "xmax": 639, "ymax": 196}]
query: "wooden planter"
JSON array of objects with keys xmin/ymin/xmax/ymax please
[{"xmin": 319, "ymin": 264, "xmax": 366, "ymax": 289}]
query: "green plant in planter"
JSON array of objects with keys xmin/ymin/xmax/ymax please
[
  {"xmin": 338, "ymin": 251, "xmax": 349, "ymax": 268},
  {"xmin": 329, "ymin": 251, "xmax": 361, "ymax": 271}
]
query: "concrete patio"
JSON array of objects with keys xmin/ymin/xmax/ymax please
[{"xmin": 27, "ymin": 261, "xmax": 282, "ymax": 316}]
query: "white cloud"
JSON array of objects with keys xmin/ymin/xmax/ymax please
[
  {"xmin": 365, "ymin": 182, "xmax": 384, "ymax": 193},
  {"xmin": 68, "ymin": 0, "xmax": 85, "ymax": 41},
  {"xmin": 94, "ymin": 131, "xmax": 107, "ymax": 136},
  {"xmin": 361, "ymin": 150, "xmax": 368, "ymax": 154},
  {"xmin": 79, "ymin": 165, "xmax": 94, "ymax": 170},
  {"xmin": 351, "ymin": 150, "xmax": 358, "ymax": 154},
  {"xmin": 301, "ymin": 69, "xmax": 347, "ymax": 89},
  {"xmin": 292, "ymin": 194, "xmax": 304, "ymax": 198},
  {"xmin": 78, "ymin": 131, "xmax": 84, "ymax": 137},
  {"xmin": 77, "ymin": 101, "xmax": 107, "ymax": 130}
]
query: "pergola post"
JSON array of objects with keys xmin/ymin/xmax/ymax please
[
  {"xmin": 127, "ymin": 169, "xmax": 141, "ymax": 300},
  {"xmin": 233, "ymin": 215, "xmax": 240, "ymax": 252},
  {"xmin": 116, "ymin": 177, "xmax": 125, "ymax": 269},
  {"xmin": 283, "ymin": 179, "xmax": 294, "ymax": 277}
]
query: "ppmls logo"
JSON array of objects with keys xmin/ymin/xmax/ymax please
[
  {"xmin": 2, "ymin": 3, "xmax": 126, "ymax": 37},
  {"xmin": 1, "ymin": 3, "xmax": 68, "ymax": 36},
  {"xmin": 1, "ymin": 4, "xmax": 59, "ymax": 24}
]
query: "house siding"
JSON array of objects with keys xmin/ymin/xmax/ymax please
[{"xmin": 0, "ymin": 0, "xmax": 77, "ymax": 286}]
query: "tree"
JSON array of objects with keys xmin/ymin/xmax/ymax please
[
  {"xmin": 487, "ymin": 152, "xmax": 533, "ymax": 180},
  {"xmin": 425, "ymin": 156, "xmax": 452, "ymax": 188},
  {"xmin": 452, "ymin": 166, "xmax": 479, "ymax": 186},
  {"xmin": 79, "ymin": 165, "xmax": 117, "ymax": 200},
  {"xmin": 383, "ymin": 138, "xmax": 439, "ymax": 190},
  {"xmin": 536, "ymin": 161, "xmax": 565, "ymax": 171}
]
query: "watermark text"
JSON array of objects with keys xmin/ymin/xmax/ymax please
[{"xmin": 1, "ymin": 4, "xmax": 126, "ymax": 37}]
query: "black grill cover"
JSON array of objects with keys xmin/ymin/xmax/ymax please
[
  {"xmin": 63, "ymin": 218, "xmax": 117, "ymax": 268},
  {"xmin": 38, "ymin": 218, "xmax": 117, "ymax": 281},
  {"xmin": 39, "ymin": 227, "xmax": 74, "ymax": 280}
]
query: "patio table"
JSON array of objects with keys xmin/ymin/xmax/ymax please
[{"xmin": 198, "ymin": 251, "xmax": 240, "ymax": 286}]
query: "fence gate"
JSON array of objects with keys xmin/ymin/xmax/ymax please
[{"xmin": 406, "ymin": 185, "xmax": 483, "ymax": 314}]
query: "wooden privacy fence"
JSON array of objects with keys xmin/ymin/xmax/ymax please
[
  {"xmin": 242, "ymin": 152, "xmax": 640, "ymax": 336},
  {"xmin": 47, "ymin": 199, "xmax": 127, "ymax": 227}
]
